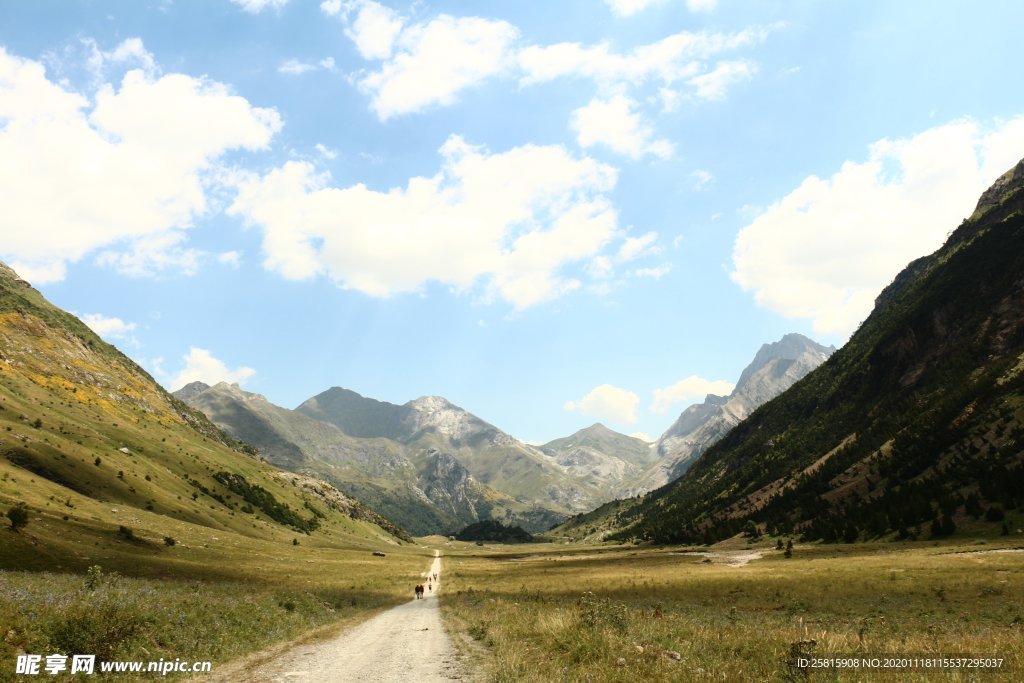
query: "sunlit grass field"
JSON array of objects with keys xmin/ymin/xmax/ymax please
[
  {"xmin": 0, "ymin": 515, "xmax": 435, "ymax": 683},
  {"xmin": 440, "ymin": 537, "xmax": 1024, "ymax": 682}
]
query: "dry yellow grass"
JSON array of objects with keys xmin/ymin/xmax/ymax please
[{"xmin": 440, "ymin": 538, "xmax": 1024, "ymax": 682}]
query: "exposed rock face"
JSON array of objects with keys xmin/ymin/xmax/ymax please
[
  {"xmin": 540, "ymin": 423, "xmax": 656, "ymax": 499},
  {"xmin": 295, "ymin": 386, "xmax": 597, "ymax": 518},
  {"xmin": 640, "ymin": 333, "xmax": 834, "ymax": 490},
  {"xmin": 173, "ymin": 380, "xmax": 211, "ymax": 403},
  {"xmin": 418, "ymin": 448, "xmax": 482, "ymax": 523},
  {"xmin": 405, "ymin": 396, "xmax": 515, "ymax": 446}
]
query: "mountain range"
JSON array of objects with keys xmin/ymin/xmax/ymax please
[{"xmin": 175, "ymin": 331, "xmax": 831, "ymax": 535}]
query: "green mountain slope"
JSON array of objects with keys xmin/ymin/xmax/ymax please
[
  {"xmin": 0, "ymin": 262, "xmax": 410, "ymax": 574},
  {"xmin": 604, "ymin": 160, "xmax": 1024, "ymax": 544}
]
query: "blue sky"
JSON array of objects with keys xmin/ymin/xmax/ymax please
[{"xmin": 2, "ymin": 0, "xmax": 1023, "ymax": 443}]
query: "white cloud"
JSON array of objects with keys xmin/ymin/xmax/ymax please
[
  {"xmin": 691, "ymin": 169, "xmax": 713, "ymax": 189},
  {"xmin": 315, "ymin": 143, "xmax": 337, "ymax": 159},
  {"xmin": 572, "ymin": 95, "xmax": 674, "ymax": 159},
  {"xmin": 617, "ymin": 231, "xmax": 660, "ymax": 262},
  {"xmin": 278, "ymin": 59, "xmax": 317, "ymax": 75},
  {"xmin": 354, "ymin": 14, "xmax": 519, "ymax": 119},
  {"xmin": 278, "ymin": 57, "xmax": 337, "ymax": 75},
  {"xmin": 229, "ymin": 135, "xmax": 620, "ymax": 310},
  {"xmin": 80, "ymin": 313, "xmax": 137, "ymax": 340},
  {"xmin": 0, "ymin": 46, "xmax": 282, "ymax": 282},
  {"xmin": 165, "ymin": 347, "xmax": 255, "ymax": 392},
  {"xmin": 564, "ymin": 384, "xmax": 640, "ymax": 425},
  {"xmin": 731, "ymin": 117, "xmax": 1024, "ymax": 338},
  {"xmin": 231, "ymin": 0, "xmax": 288, "ymax": 13},
  {"xmin": 605, "ymin": 0, "xmax": 717, "ymax": 15},
  {"xmin": 85, "ymin": 37, "xmax": 158, "ymax": 80},
  {"xmin": 95, "ymin": 230, "xmax": 201, "ymax": 277},
  {"xmin": 345, "ymin": 0, "xmax": 404, "ymax": 60},
  {"xmin": 629, "ymin": 431, "xmax": 654, "ymax": 442},
  {"xmin": 518, "ymin": 27, "xmax": 769, "ymax": 88},
  {"xmin": 687, "ymin": 0, "xmax": 718, "ymax": 12},
  {"xmin": 688, "ymin": 60, "xmax": 756, "ymax": 100},
  {"xmin": 320, "ymin": 0, "xmax": 343, "ymax": 16},
  {"xmin": 651, "ymin": 375, "xmax": 735, "ymax": 414},
  {"xmin": 605, "ymin": 0, "xmax": 663, "ymax": 17},
  {"xmin": 633, "ymin": 264, "xmax": 671, "ymax": 279},
  {"xmin": 218, "ymin": 251, "xmax": 242, "ymax": 268}
]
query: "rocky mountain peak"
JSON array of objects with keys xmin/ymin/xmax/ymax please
[
  {"xmin": 734, "ymin": 333, "xmax": 835, "ymax": 392},
  {"xmin": 974, "ymin": 158, "xmax": 1024, "ymax": 214},
  {"xmin": 173, "ymin": 380, "xmax": 210, "ymax": 402}
]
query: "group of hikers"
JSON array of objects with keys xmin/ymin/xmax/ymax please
[{"xmin": 414, "ymin": 573, "xmax": 439, "ymax": 599}]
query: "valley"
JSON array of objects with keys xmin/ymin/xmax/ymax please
[{"xmin": 2, "ymin": 160, "xmax": 1023, "ymax": 681}]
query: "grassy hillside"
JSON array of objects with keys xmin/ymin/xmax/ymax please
[
  {"xmin": 604, "ymin": 160, "xmax": 1024, "ymax": 545},
  {"xmin": 0, "ymin": 261, "xmax": 440, "ymax": 676}
]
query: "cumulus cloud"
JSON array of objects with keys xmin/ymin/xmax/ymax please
[
  {"xmin": 0, "ymin": 46, "xmax": 282, "ymax": 282},
  {"xmin": 571, "ymin": 95, "xmax": 674, "ymax": 159},
  {"xmin": 342, "ymin": 0, "xmax": 405, "ymax": 60},
  {"xmin": 229, "ymin": 135, "xmax": 622, "ymax": 309},
  {"xmin": 80, "ymin": 313, "xmax": 137, "ymax": 340},
  {"xmin": 165, "ymin": 347, "xmax": 255, "ymax": 391},
  {"xmin": 345, "ymin": 7, "xmax": 519, "ymax": 119},
  {"xmin": 336, "ymin": 3, "xmax": 766, "ymax": 121},
  {"xmin": 564, "ymin": 384, "xmax": 640, "ymax": 425},
  {"xmin": 231, "ymin": 0, "xmax": 288, "ymax": 13},
  {"xmin": 651, "ymin": 375, "xmax": 735, "ymax": 414},
  {"xmin": 731, "ymin": 117, "xmax": 1024, "ymax": 338}
]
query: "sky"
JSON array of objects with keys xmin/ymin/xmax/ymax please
[{"xmin": 2, "ymin": 1, "xmax": 1023, "ymax": 444}]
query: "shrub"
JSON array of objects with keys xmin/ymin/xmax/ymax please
[
  {"xmin": 49, "ymin": 598, "xmax": 145, "ymax": 661},
  {"xmin": 163, "ymin": 536, "xmax": 176, "ymax": 547},
  {"xmin": 6, "ymin": 504, "xmax": 29, "ymax": 531}
]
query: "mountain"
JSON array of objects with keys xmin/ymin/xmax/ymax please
[
  {"xmin": 608, "ymin": 158, "xmax": 1024, "ymax": 545},
  {"xmin": 637, "ymin": 333, "xmax": 834, "ymax": 491},
  {"xmin": 539, "ymin": 423, "xmax": 656, "ymax": 499},
  {"xmin": 178, "ymin": 382, "xmax": 565, "ymax": 535},
  {"xmin": 297, "ymin": 387, "xmax": 604, "ymax": 515},
  {"xmin": 0, "ymin": 261, "xmax": 409, "ymax": 575}
]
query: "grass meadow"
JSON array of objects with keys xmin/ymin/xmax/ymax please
[
  {"xmin": 440, "ymin": 537, "xmax": 1024, "ymax": 682},
  {"xmin": 0, "ymin": 521, "xmax": 434, "ymax": 683}
]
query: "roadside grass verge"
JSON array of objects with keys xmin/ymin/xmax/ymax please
[{"xmin": 441, "ymin": 539, "xmax": 1024, "ymax": 682}]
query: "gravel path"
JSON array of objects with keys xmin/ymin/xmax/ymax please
[{"xmin": 234, "ymin": 551, "xmax": 467, "ymax": 682}]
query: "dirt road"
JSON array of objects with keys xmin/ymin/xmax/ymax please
[{"xmin": 229, "ymin": 551, "xmax": 467, "ymax": 682}]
